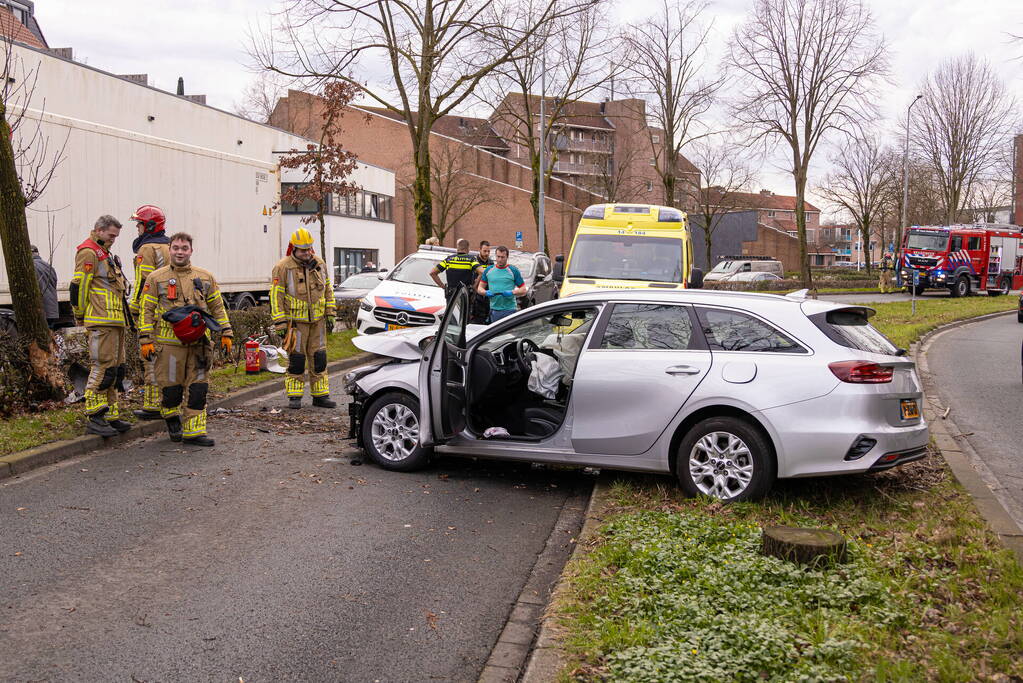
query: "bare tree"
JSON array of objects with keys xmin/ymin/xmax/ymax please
[
  {"xmin": 483, "ymin": 0, "xmax": 618, "ymax": 239},
  {"xmin": 0, "ymin": 34, "xmax": 67, "ymax": 397},
  {"xmin": 728, "ymin": 0, "xmax": 888, "ymax": 289},
  {"xmin": 251, "ymin": 0, "xmax": 594, "ymax": 244},
  {"xmin": 401, "ymin": 140, "xmax": 504, "ymax": 244},
  {"xmin": 816, "ymin": 135, "xmax": 893, "ymax": 275},
  {"xmin": 235, "ymin": 71, "xmax": 293, "ymax": 124},
  {"xmin": 623, "ymin": 0, "xmax": 720, "ymax": 209},
  {"xmin": 911, "ymin": 54, "xmax": 1018, "ymax": 225},
  {"xmin": 685, "ymin": 136, "xmax": 757, "ymax": 269},
  {"xmin": 277, "ymin": 81, "xmax": 361, "ymax": 258}
]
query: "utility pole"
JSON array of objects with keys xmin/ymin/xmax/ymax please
[
  {"xmin": 900, "ymin": 95, "xmax": 923, "ymax": 262},
  {"xmin": 538, "ymin": 52, "xmax": 546, "ymax": 254}
]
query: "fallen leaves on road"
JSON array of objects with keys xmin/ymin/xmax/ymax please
[{"xmin": 425, "ymin": 611, "xmax": 439, "ymax": 630}]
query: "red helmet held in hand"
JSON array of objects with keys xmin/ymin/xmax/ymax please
[{"xmin": 131, "ymin": 205, "xmax": 166, "ymax": 233}]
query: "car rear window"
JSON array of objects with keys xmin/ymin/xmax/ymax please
[{"xmin": 811, "ymin": 309, "xmax": 899, "ymax": 355}]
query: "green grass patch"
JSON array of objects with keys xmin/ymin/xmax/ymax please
[
  {"xmin": 0, "ymin": 328, "xmax": 359, "ymax": 456},
  {"xmin": 556, "ymin": 298, "xmax": 1022, "ymax": 681},
  {"xmin": 558, "ymin": 465, "xmax": 1023, "ymax": 681},
  {"xmin": 868, "ymin": 296, "xmax": 1016, "ymax": 350}
]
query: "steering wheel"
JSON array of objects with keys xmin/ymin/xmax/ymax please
[{"xmin": 515, "ymin": 338, "xmax": 539, "ymax": 374}]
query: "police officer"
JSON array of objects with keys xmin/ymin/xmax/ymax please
[
  {"xmin": 271, "ymin": 228, "xmax": 337, "ymax": 409},
  {"xmin": 139, "ymin": 232, "xmax": 233, "ymax": 446},
  {"xmin": 129, "ymin": 205, "xmax": 171, "ymax": 420},
  {"xmin": 430, "ymin": 238, "xmax": 480, "ymax": 300},
  {"xmin": 70, "ymin": 215, "xmax": 132, "ymax": 437}
]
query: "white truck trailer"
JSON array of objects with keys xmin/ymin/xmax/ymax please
[{"xmin": 1, "ymin": 41, "xmax": 312, "ymax": 319}]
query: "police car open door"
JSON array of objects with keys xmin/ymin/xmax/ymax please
[{"xmin": 419, "ymin": 287, "xmax": 468, "ymax": 447}]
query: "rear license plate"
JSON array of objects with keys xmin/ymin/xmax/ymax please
[
  {"xmin": 900, "ymin": 399, "xmax": 919, "ymax": 420},
  {"xmin": 386, "ymin": 324, "xmax": 408, "ymax": 331}
]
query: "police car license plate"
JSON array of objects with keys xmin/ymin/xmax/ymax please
[
  {"xmin": 386, "ymin": 324, "xmax": 408, "ymax": 331},
  {"xmin": 900, "ymin": 399, "xmax": 919, "ymax": 420}
]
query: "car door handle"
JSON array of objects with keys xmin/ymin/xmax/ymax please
[{"xmin": 665, "ymin": 364, "xmax": 702, "ymax": 376}]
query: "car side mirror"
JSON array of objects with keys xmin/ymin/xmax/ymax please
[
  {"xmin": 553, "ymin": 254, "xmax": 564, "ymax": 283},
  {"xmin": 377, "ymin": 271, "xmax": 386, "ymax": 279},
  {"xmin": 689, "ymin": 267, "xmax": 704, "ymax": 289}
]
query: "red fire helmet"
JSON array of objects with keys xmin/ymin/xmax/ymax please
[
  {"xmin": 171, "ymin": 310, "xmax": 207, "ymax": 344},
  {"xmin": 130, "ymin": 205, "xmax": 166, "ymax": 233}
]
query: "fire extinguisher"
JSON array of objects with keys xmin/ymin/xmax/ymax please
[{"xmin": 244, "ymin": 338, "xmax": 261, "ymax": 374}]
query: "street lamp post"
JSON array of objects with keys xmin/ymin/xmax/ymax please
[
  {"xmin": 902, "ymin": 94, "xmax": 923, "ymax": 314},
  {"xmin": 538, "ymin": 53, "xmax": 546, "ymax": 255}
]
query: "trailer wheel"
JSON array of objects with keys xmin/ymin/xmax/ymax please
[
  {"xmin": 1000, "ymin": 277, "xmax": 1011, "ymax": 295},
  {"xmin": 232, "ymin": 292, "xmax": 257, "ymax": 310},
  {"xmin": 951, "ymin": 275, "xmax": 970, "ymax": 298}
]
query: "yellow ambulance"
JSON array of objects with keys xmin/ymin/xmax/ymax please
[{"xmin": 553, "ymin": 203, "xmax": 701, "ymax": 297}]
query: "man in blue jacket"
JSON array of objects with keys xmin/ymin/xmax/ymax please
[{"xmin": 477, "ymin": 246, "xmax": 525, "ymax": 323}]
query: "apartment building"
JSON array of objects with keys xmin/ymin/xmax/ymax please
[{"xmin": 490, "ymin": 93, "xmax": 700, "ymax": 206}]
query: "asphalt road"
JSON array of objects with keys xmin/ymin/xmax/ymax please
[
  {"xmin": 0, "ymin": 377, "xmax": 588, "ymax": 682},
  {"xmin": 927, "ymin": 313, "xmax": 1023, "ymax": 529}
]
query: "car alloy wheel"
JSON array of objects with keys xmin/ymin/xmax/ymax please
[
  {"xmin": 371, "ymin": 402, "xmax": 419, "ymax": 461},
  {"xmin": 676, "ymin": 416, "xmax": 775, "ymax": 502},
  {"xmin": 689, "ymin": 431, "xmax": 754, "ymax": 499},
  {"xmin": 361, "ymin": 392, "xmax": 431, "ymax": 471}
]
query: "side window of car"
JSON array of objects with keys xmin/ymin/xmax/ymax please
[
  {"xmin": 601, "ymin": 304, "xmax": 696, "ymax": 350},
  {"xmin": 967, "ymin": 236, "xmax": 982, "ymax": 250},
  {"xmin": 695, "ymin": 307, "xmax": 807, "ymax": 353},
  {"xmin": 950, "ymin": 236, "xmax": 962, "ymax": 251}
]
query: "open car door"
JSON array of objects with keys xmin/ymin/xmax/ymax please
[{"xmin": 418, "ymin": 287, "xmax": 469, "ymax": 447}]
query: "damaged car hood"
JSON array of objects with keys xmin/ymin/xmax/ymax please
[{"xmin": 353, "ymin": 324, "xmax": 487, "ymax": 361}]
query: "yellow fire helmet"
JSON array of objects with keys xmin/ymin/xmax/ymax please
[{"xmin": 289, "ymin": 227, "xmax": 315, "ymax": 250}]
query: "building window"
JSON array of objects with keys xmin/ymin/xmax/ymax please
[
  {"xmin": 766, "ymin": 210, "xmax": 775, "ymax": 217},
  {"xmin": 649, "ymin": 157, "xmax": 656, "ymax": 166},
  {"xmin": 646, "ymin": 180, "xmax": 653, "ymax": 192},
  {"xmin": 651, "ymin": 134, "xmax": 660, "ymax": 143},
  {"xmin": 334, "ymin": 248, "xmax": 380, "ymax": 282},
  {"xmin": 280, "ymin": 183, "xmax": 320, "ymax": 214},
  {"xmin": 322, "ymin": 189, "xmax": 394, "ymax": 221}
]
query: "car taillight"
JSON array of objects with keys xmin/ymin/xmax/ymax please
[{"xmin": 828, "ymin": 360, "xmax": 893, "ymax": 383}]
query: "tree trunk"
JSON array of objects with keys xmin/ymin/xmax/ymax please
[
  {"xmin": 793, "ymin": 166, "xmax": 814, "ymax": 291},
  {"xmin": 703, "ymin": 215, "xmax": 714, "ymax": 273},
  {"xmin": 861, "ymin": 219, "xmax": 872, "ymax": 276},
  {"xmin": 412, "ymin": 135, "xmax": 434, "ymax": 245},
  {"xmin": 0, "ymin": 104, "xmax": 64, "ymax": 398},
  {"xmin": 663, "ymin": 173, "xmax": 677, "ymax": 209},
  {"xmin": 316, "ymin": 205, "xmax": 327, "ymax": 267}
]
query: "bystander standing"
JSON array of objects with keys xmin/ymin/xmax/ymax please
[
  {"xmin": 31, "ymin": 245, "xmax": 58, "ymax": 329},
  {"xmin": 478, "ymin": 245, "xmax": 525, "ymax": 323},
  {"xmin": 470, "ymin": 240, "xmax": 492, "ymax": 324}
]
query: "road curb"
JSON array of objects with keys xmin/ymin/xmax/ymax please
[
  {"xmin": 477, "ymin": 478, "xmax": 594, "ymax": 683},
  {"xmin": 916, "ymin": 310, "xmax": 1023, "ymax": 565},
  {"xmin": 0, "ymin": 353, "xmax": 373, "ymax": 482}
]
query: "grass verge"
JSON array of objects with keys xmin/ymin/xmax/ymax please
[
  {"xmin": 554, "ymin": 298, "xmax": 1023, "ymax": 682},
  {"xmin": 0, "ymin": 328, "xmax": 359, "ymax": 456}
]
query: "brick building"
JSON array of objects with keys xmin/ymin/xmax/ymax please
[
  {"xmin": 270, "ymin": 89, "xmax": 604, "ymax": 262},
  {"xmin": 689, "ymin": 211, "xmax": 802, "ymax": 273},
  {"xmin": 490, "ymin": 93, "xmax": 700, "ymax": 206},
  {"xmin": 0, "ymin": 0, "xmax": 46, "ymax": 48}
]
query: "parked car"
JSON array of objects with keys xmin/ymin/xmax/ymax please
[
  {"xmin": 704, "ymin": 258, "xmax": 783, "ymax": 282},
  {"xmin": 335, "ymin": 273, "xmax": 386, "ymax": 306},
  {"xmin": 723, "ymin": 272, "xmax": 783, "ymax": 283},
  {"xmin": 345, "ymin": 288, "xmax": 928, "ymax": 501},
  {"xmin": 833, "ymin": 261, "xmax": 856, "ymax": 268},
  {"xmin": 356, "ymin": 245, "xmax": 557, "ymax": 334}
]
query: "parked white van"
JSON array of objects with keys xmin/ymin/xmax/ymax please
[{"xmin": 704, "ymin": 258, "xmax": 784, "ymax": 282}]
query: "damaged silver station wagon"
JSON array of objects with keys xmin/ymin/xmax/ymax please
[{"xmin": 345, "ymin": 288, "xmax": 929, "ymax": 502}]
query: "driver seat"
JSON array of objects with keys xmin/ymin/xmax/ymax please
[{"xmin": 522, "ymin": 404, "xmax": 563, "ymax": 438}]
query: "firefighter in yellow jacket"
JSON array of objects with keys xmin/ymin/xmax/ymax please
[
  {"xmin": 128, "ymin": 205, "xmax": 171, "ymax": 420},
  {"xmin": 70, "ymin": 215, "xmax": 133, "ymax": 438},
  {"xmin": 139, "ymin": 232, "xmax": 233, "ymax": 446},
  {"xmin": 271, "ymin": 228, "xmax": 337, "ymax": 409}
]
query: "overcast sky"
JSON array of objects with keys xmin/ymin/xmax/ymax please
[{"xmin": 36, "ymin": 0, "xmax": 1023, "ymax": 209}]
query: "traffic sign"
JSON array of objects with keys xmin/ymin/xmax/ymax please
[{"xmin": 515, "ymin": 230, "xmax": 523, "ymax": 248}]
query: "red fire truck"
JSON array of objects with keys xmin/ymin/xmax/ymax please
[{"xmin": 898, "ymin": 225, "xmax": 1023, "ymax": 297}]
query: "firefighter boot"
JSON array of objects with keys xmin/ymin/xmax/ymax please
[
  {"xmin": 166, "ymin": 416, "xmax": 183, "ymax": 442},
  {"xmin": 87, "ymin": 408, "xmax": 118, "ymax": 438},
  {"xmin": 108, "ymin": 419, "xmax": 133, "ymax": 433},
  {"xmin": 134, "ymin": 408, "xmax": 163, "ymax": 420},
  {"xmin": 312, "ymin": 396, "xmax": 337, "ymax": 409},
  {"xmin": 184, "ymin": 435, "xmax": 215, "ymax": 447},
  {"xmin": 289, "ymin": 397, "xmax": 302, "ymax": 410}
]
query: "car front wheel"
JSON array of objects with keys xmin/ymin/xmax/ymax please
[
  {"xmin": 676, "ymin": 417, "xmax": 775, "ymax": 502},
  {"xmin": 362, "ymin": 392, "xmax": 430, "ymax": 471}
]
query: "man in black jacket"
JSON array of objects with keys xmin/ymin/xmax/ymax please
[{"xmin": 31, "ymin": 245, "xmax": 58, "ymax": 329}]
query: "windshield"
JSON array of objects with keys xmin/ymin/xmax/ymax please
[
  {"xmin": 388, "ymin": 255, "xmax": 443, "ymax": 287},
  {"xmin": 567, "ymin": 234, "xmax": 683, "ymax": 283},
  {"xmin": 709, "ymin": 261, "xmax": 735, "ymax": 273},
  {"xmin": 508, "ymin": 253, "xmax": 536, "ymax": 279},
  {"xmin": 338, "ymin": 274, "xmax": 380, "ymax": 289},
  {"xmin": 905, "ymin": 231, "xmax": 949, "ymax": 252}
]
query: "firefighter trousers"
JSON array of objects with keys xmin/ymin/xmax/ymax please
[
  {"xmin": 141, "ymin": 357, "xmax": 160, "ymax": 412},
  {"xmin": 84, "ymin": 325, "xmax": 126, "ymax": 420},
  {"xmin": 155, "ymin": 341, "xmax": 210, "ymax": 437},
  {"xmin": 879, "ymin": 271, "xmax": 893, "ymax": 294},
  {"xmin": 285, "ymin": 320, "xmax": 329, "ymax": 398}
]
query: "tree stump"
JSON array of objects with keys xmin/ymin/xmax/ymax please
[{"xmin": 761, "ymin": 525, "xmax": 847, "ymax": 566}]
